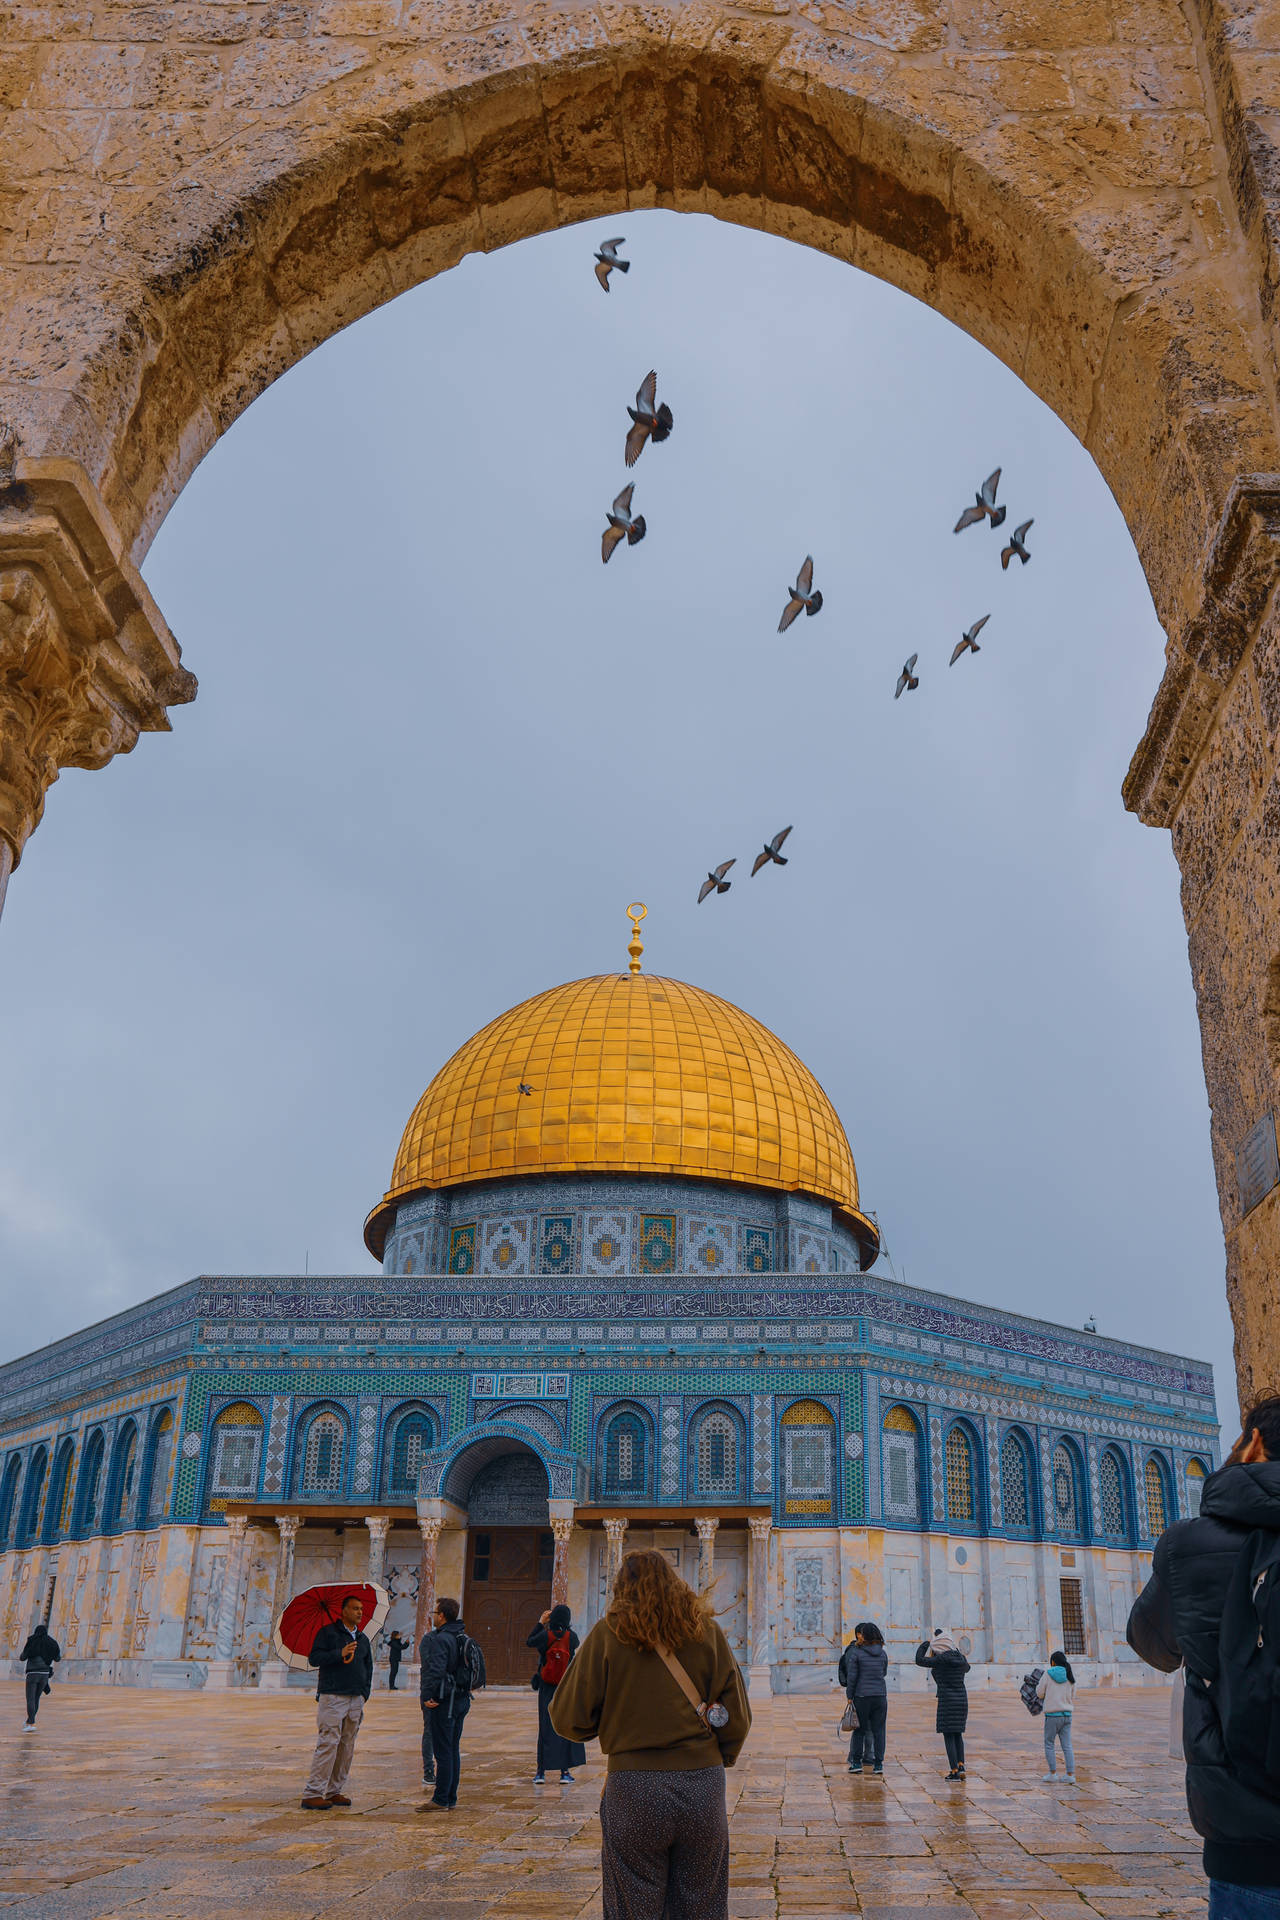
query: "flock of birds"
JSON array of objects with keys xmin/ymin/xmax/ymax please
[{"xmin": 588, "ymin": 237, "xmax": 1039, "ymax": 906}]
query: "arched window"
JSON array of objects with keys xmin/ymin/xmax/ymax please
[
  {"xmin": 1051, "ymin": 1441, "xmax": 1084, "ymax": 1535},
  {"xmin": 1099, "ymin": 1449, "xmax": 1129, "ymax": 1539},
  {"xmin": 604, "ymin": 1410, "xmax": 649, "ymax": 1497},
  {"xmin": 1144, "ymin": 1454, "xmax": 1171, "ymax": 1537},
  {"xmin": 16, "ymin": 1448, "xmax": 47, "ymax": 1544},
  {"xmin": 693, "ymin": 1408, "xmax": 740, "ymax": 1497},
  {"xmin": 210, "ymin": 1402, "xmax": 264, "ymax": 1498},
  {"xmin": 1185, "ymin": 1457, "xmax": 1208, "ymax": 1518},
  {"xmin": 109, "ymin": 1422, "xmax": 139, "ymax": 1527},
  {"xmin": 0, "ymin": 1454, "xmax": 19, "ymax": 1548},
  {"xmin": 144, "ymin": 1411, "xmax": 174, "ymax": 1521},
  {"xmin": 882, "ymin": 1406, "xmax": 921, "ymax": 1521},
  {"xmin": 1000, "ymin": 1431, "xmax": 1033, "ymax": 1529},
  {"xmin": 44, "ymin": 1440, "xmax": 76, "ymax": 1542},
  {"xmin": 384, "ymin": 1409, "xmax": 435, "ymax": 1499},
  {"xmin": 944, "ymin": 1424, "xmax": 976, "ymax": 1524},
  {"xmin": 782, "ymin": 1400, "xmax": 836, "ymax": 1514},
  {"xmin": 76, "ymin": 1430, "xmax": 105, "ymax": 1532},
  {"xmin": 301, "ymin": 1410, "xmax": 346, "ymax": 1494}
]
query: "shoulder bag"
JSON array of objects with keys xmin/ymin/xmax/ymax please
[{"xmin": 655, "ymin": 1641, "xmax": 731, "ymax": 1731}]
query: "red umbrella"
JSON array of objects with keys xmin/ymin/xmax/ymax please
[{"xmin": 273, "ymin": 1581, "xmax": 390, "ymax": 1671}]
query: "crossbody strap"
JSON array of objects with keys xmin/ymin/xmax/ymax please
[{"xmin": 655, "ymin": 1643, "xmax": 715, "ymax": 1734}]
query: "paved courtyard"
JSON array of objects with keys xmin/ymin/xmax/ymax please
[{"xmin": 0, "ymin": 1683, "xmax": 1203, "ymax": 1919}]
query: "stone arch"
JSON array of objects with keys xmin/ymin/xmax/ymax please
[
  {"xmin": 16, "ymin": 1446, "xmax": 47, "ymax": 1547},
  {"xmin": 43, "ymin": 1437, "xmax": 76, "ymax": 1545},
  {"xmin": 74, "ymin": 1428, "xmax": 106, "ymax": 1536},
  {"xmin": 942, "ymin": 1417, "xmax": 983, "ymax": 1530},
  {"xmin": 688, "ymin": 1400, "xmax": 747, "ymax": 1501},
  {"xmin": 594, "ymin": 1401, "xmax": 655, "ymax": 1501},
  {"xmin": 1142, "ymin": 1448, "xmax": 1175, "ymax": 1538},
  {"xmin": 440, "ymin": 1433, "xmax": 551, "ymax": 1522},
  {"xmin": 289, "ymin": 1401, "xmax": 351, "ymax": 1500},
  {"xmin": 999, "ymin": 1425, "xmax": 1037, "ymax": 1534},
  {"xmin": 141, "ymin": 1408, "xmax": 176, "ymax": 1523},
  {"xmin": 106, "ymin": 1419, "xmax": 140, "ymax": 1530},
  {"xmin": 1098, "ymin": 1444, "xmax": 1135, "ymax": 1543},
  {"xmin": 1049, "ymin": 1435, "xmax": 1089, "ymax": 1540},
  {"xmin": 380, "ymin": 1400, "xmax": 440, "ymax": 1501}
]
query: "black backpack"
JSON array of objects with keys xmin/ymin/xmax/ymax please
[
  {"xmin": 1213, "ymin": 1528, "xmax": 1280, "ymax": 1787},
  {"xmin": 1019, "ymin": 1668, "xmax": 1045, "ymax": 1716},
  {"xmin": 454, "ymin": 1631, "xmax": 487, "ymax": 1697}
]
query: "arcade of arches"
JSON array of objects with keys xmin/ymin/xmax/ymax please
[{"xmin": 4, "ymin": 0, "xmax": 1280, "ymax": 1397}]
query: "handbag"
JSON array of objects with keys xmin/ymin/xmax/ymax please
[
  {"xmin": 839, "ymin": 1699, "xmax": 860, "ymax": 1735},
  {"xmin": 654, "ymin": 1641, "xmax": 730, "ymax": 1732}
]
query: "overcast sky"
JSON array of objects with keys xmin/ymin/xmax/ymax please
[{"xmin": 0, "ymin": 211, "xmax": 1237, "ymax": 1426}]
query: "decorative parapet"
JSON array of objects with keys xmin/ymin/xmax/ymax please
[{"xmin": 0, "ymin": 452, "xmax": 195, "ymax": 880}]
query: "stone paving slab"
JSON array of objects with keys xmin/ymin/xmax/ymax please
[{"xmin": 0, "ymin": 1683, "xmax": 1205, "ymax": 1917}]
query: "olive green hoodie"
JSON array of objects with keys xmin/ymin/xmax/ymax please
[{"xmin": 549, "ymin": 1614, "xmax": 751, "ymax": 1772}]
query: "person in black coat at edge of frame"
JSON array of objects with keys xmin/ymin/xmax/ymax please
[
  {"xmin": 915, "ymin": 1628, "xmax": 970, "ymax": 1779},
  {"xmin": 420, "ymin": 1597, "xmax": 473, "ymax": 1811},
  {"xmin": 1127, "ymin": 1392, "xmax": 1280, "ymax": 1920},
  {"xmin": 387, "ymin": 1629, "xmax": 407, "ymax": 1691},
  {"xmin": 301, "ymin": 1593, "xmax": 374, "ymax": 1810},
  {"xmin": 528, "ymin": 1603, "xmax": 587, "ymax": 1786},
  {"xmin": 20, "ymin": 1623, "xmax": 60, "ymax": 1730},
  {"xmin": 840, "ymin": 1621, "xmax": 889, "ymax": 1776}
]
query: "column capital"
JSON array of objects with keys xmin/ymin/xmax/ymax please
[
  {"xmin": 223, "ymin": 1514, "xmax": 248, "ymax": 1543},
  {"xmin": 603, "ymin": 1516, "xmax": 629, "ymax": 1544},
  {"xmin": 748, "ymin": 1515, "xmax": 772, "ymax": 1543},
  {"xmin": 694, "ymin": 1515, "xmax": 720, "ymax": 1543},
  {"xmin": 365, "ymin": 1514, "xmax": 391, "ymax": 1542},
  {"xmin": 417, "ymin": 1517, "xmax": 442, "ymax": 1544},
  {"xmin": 550, "ymin": 1514, "xmax": 575, "ymax": 1544},
  {"xmin": 275, "ymin": 1515, "xmax": 301, "ymax": 1542}
]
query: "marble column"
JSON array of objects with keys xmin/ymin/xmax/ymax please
[
  {"xmin": 414, "ymin": 1519, "xmax": 441, "ymax": 1658},
  {"xmin": 258, "ymin": 1515, "xmax": 300, "ymax": 1690},
  {"xmin": 550, "ymin": 1515, "xmax": 574, "ymax": 1607},
  {"xmin": 695, "ymin": 1516, "xmax": 719, "ymax": 1595},
  {"xmin": 365, "ymin": 1515, "xmax": 391, "ymax": 1676},
  {"xmin": 603, "ymin": 1517, "xmax": 628, "ymax": 1585},
  {"xmin": 747, "ymin": 1516, "xmax": 772, "ymax": 1696},
  {"xmin": 205, "ymin": 1514, "xmax": 248, "ymax": 1689}
]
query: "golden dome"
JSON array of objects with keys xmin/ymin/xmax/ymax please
[{"xmin": 364, "ymin": 972, "xmax": 876, "ymax": 1258}]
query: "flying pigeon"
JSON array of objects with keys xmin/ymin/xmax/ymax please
[
  {"xmin": 698, "ymin": 859, "xmax": 736, "ymax": 904},
  {"xmin": 601, "ymin": 483, "xmax": 646, "ymax": 563},
  {"xmin": 895, "ymin": 653, "xmax": 919, "ymax": 699},
  {"xmin": 625, "ymin": 370, "xmax": 674, "ymax": 468},
  {"xmin": 518, "ymin": 1082, "xmax": 534, "ymax": 1096},
  {"xmin": 751, "ymin": 827, "xmax": 792, "ymax": 876},
  {"xmin": 949, "ymin": 614, "xmax": 990, "ymax": 666},
  {"xmin": 594, "ymin": 237, "xmax": 629, "ymax": 292},
  {"xmin": 777, "ymin": 557, "xmax": 823, "ymax": 634},
  {"xmin": 954, "ymin": 469, "xmax": 1007, "ymax": 533},
  {"xmin": 1001, "ymin": 519, "xmax": 1034, "ymax": 568}
]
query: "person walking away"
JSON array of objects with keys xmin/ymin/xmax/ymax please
[
  {"xmin": 1036, "ymin": 1651, "xmax": 1076, "ymax": 1783},
  {"xmin": 551, "ymin": 1547, "xmax": 751, "ymax": 1920},
  {"xmin": 527, "ymin": 1603, "xmax": 586, "ymax": 1785},
  {"xmin": 20, "ymin": 1623, "xmax": 60, "ymax": 1730},
  {"xmin": 387, "ymin": 1629, "xmax": 405, "ymax": 1691},
  {"xmin": 915, "ymin": 1629, "xmax": 970, "ymax": 1779},
  {"xmin": 1128, "ymin": 1394, "xmax": 1280, "ymax": 1918},
  {"xmin": 420, "ymin": 1597, "xmax": 476, "ymax": 1810},
  {"xmin": 301, "ymin": 1593, "xmax": 373, "ymax": 1810},
  {"xmin": 842, "ymin": 1622, "xmax": 889, "ymax": 1775}
]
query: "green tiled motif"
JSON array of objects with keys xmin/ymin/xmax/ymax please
[
  {"xmin": 638, "ymin": 1215, "xmax": 676, "ymax": 1274},
  {"xmin": 448, "ymin": 1225, "xmax": 476, "ymax": 1275},
  {"xmin": 570, "ymin": 1375, "xmax": 591, "ymax": 1453}
]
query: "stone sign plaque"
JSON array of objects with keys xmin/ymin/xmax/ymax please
[{"xmin": 1237, "ymin": 1112, "xmax": 1280, "ymax": 1217}]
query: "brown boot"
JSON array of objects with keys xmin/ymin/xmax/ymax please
[
  {"xmin": 325, "ymin": 1793, "xmax": 352, "ymax": 1807},
  {"xmin": 300, "ymin": 1796, "xmax": 331, "ymax": 1810}
]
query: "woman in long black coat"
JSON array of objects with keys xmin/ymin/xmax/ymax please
[
  {"xmin": 915, "ymin": 1631, "xmax": 970, "ymax": 1779},
  {"xmin": 527, "ymin": 1604, "xmax": 587, "ymax": 1785}
]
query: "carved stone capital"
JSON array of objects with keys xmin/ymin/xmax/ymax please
[
  {"xmin": 1126, "ymin": 475, "xmax": 1280, "ymax": 827},
  {"xmin": 694, "ymin": 1516, "xmax": 720, "ymax": 1543},
  {"xmin": 365, "ymin": 1514, "xmax": 391, "ymax": 1543},
  {"xmin": 602, "ymin": 1516, "xmax": 629, "ymax": 1545},
  {"xmin": 550, "ymin": 1515, "xmax": 575, "ymax": 1544},
  {"xmin": 748, "ymin": 1515, "xmax": 772, "ymax": 1543},
  {"xmin": 223, "ymin": 1514, "xmax": 248, "ymax": 1545},
  {"xmin": 417, "ymin": 1517, "xmax": 442, "ymax": 1545},
  {"xmin": 0, "ymin": 458, "xmax": 195, "ymax": 872},
  {"xmin": 275, "ymin": 1515, "xmax": 301, "ymax": 1542}
]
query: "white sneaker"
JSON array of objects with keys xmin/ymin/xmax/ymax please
[
  {"xmin": 1041, "ymin": 1771, "xmax": 1056, "ymax": 1781},
  {"xmin": 23, "ymin": 1723, "xmax": 35, "ymax": 1732},
  {"xmin": 1065, "ymin": 1773, "xmax": 1076, "ymax": 1784}
]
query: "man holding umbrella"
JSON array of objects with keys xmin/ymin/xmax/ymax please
[{"xmin": 301, "ymin": 1592, "xmax": 373, "ymax": 1810}]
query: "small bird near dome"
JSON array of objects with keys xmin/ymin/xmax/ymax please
[
  {"xmin": 1001, "ymin": 519, "xmax": 1034, "ymax": 569},
  {"xmin": 778, "ymin": 556, "xmax": 823, "ymax": 633},
  {"xmin": 594, "ymin": 236, "xmax": 629, "ymax": 291},
  {"xmin": 698, "ymin": 860, "xmax": 735, "ymax": 903},
  {"xmin": 625, "ymin": 370, "xmax": 674, "ymax": 467},
  {"xmin": 752, "ymin": 827, "xmax": 792, "ymax": 876},
  {"xmin": 602, "ymin": 483, "xmax": 646, "ymax": 563},
  {"xmin": 954, "ymin": 467, "xmax": 1006, "ymax": 533},
  {"xmin": 950, "ymin": 614, "xmax": 989, "ymax": 666},
  {"xmin": 895, "ymin": 653, "xmax": 919, "ymax": 699}
]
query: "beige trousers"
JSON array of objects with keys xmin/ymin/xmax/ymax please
[{"xmin": 305, "ymin": 1693, "xmax": 364, "ymax": 1797}]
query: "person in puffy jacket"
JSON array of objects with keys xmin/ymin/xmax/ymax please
[
  {"xmin": 839, "ymin": 1622, "xmax": 889, "ymax": 1775},
  {"xmin": 1035, "ymin": 1651, "xmax": 1076, "ymax": 1783},
  {"xmin": 915, "ymin": 1630, "xmax": 970, "ymax": 1778},
  {"xmin": 1128, "ymin": 1394, "xmax": 1280, "ymax": 1915},
  {"xmin": 19, "ymin": 1623, "xmax": 59, "ymax": 1730},
  {"xmin": 527, "ymin": 1603, "xmax": 586, "ymax": 1786}
]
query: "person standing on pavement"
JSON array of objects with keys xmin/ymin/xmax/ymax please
[
  {"xmin": 841, "ymin": 1622, "xmax": 888, "ymax": 1776},
  {"xmin": 419, "ymin": 1597, "xmax": 473, "ymax": 1811},
  {"xmin": 527, "ymin": 1603, "xmax": 586, "ymax": 1785},
  {"xmin": 1128, "ymin": 1394, "xmax": 1280, "ymax": 1919},
  {"xmin": 915, "ymin": 1629, "xmax": 970, "ymax": 1779},
  {"xmin": 19, "ymin": 1623, "xmax": 60, "ymax": 1730},
  {"xmin": 301, "ymin": 1593, "xmax": 373, "ymax": 1810},
  {"xmin": 387, "ymin": 1629, "xmax": 406, "ymax": 1691},
  {"xmin": 550, "ymin": 1548, "xmax": 751, "ymax": 1920},
  {"xmin": 1036, "ymin": 1651, "xmax": 1076, "ymax": 1784}
]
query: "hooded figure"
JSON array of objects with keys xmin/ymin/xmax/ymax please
[
  {"xmin": 916, "ymin": 1629, "xmax": 970, "ymax": 1778},
  {"xmin": 19, "ymin": 1623, "xmax": 60, "ymax": 1730},
  {"xmin": 527, "ymin": 1603, "xmax": 586, "ymax": 1785}
]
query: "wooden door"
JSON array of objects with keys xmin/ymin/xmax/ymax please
[{"xmin": 465, "ymin": 1527, "xmax": 554, "ymax": 1684}]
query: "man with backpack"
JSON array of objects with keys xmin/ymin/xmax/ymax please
[
  {"xmin": 419, "ymin": 1596, "xmax": 484, "ymax": 1810},
  {"xmin": 1128, "ymin": 1393, "xmax": 1280, "ymax": 1917}
]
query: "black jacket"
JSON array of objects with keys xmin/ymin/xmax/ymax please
[
  {"xmin": 387, "ymin": 1634, "xmax": 406, "ymax": 1668},
  {"xmin": 839, "ymin": 1643, "xmax": 888, "ymax": 1699},
  {"xmin": 309, "ymin": 1622, "xmax": 373, "ymax": 1699},
  {"xmin": 916, "ymin": 1642, "xmax": 969, "ymax": 1732},
  {"xmin": 20, "ymin": 1629, "xmax": 60, "ymax": 1677},
  {"xmin": 420, "ymin": 1617, "xmax": 470, "ymax": 1708},
  {"xmin": 1128, "ymin": 1458, "xmax": 1280, "ymax": 1887}
]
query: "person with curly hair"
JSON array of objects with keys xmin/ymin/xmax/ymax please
[{"xmin": 550, "ymin": 1548, "xmax": 751, "ymax": 1920}]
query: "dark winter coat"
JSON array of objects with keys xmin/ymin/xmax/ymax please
[
  {"xmin": 387, "ymin": 1633, "xmax": 406, "ymax": 1671},
  {"xmin": 420, "ymin": 1616, "xmax": 470, "ymax": 1710},
  {"xmin": 916, "ymin": 1642, "xmax": 969, "ymax": 1733},
  {"xmin": 839, "ymin": 1643, "xmax": 889, "ymax": 1699},
  {"xmin": 1128, "ymin": 1458, "xmax": 1280, "ymax": 1889},
  {"xmin": 308, "ymin": 1622, "xmax": 373, "ymax": 1700},
  {"xmin": 19, "ymin": 1628, "xmax": 60, "ymax": 1677},
  {"xmin": 527, "ymin": 1623, "xmax": 586, "ymax": 1773}
]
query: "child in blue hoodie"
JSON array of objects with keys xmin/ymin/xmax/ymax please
[{"xmin": 1035, "ymin": 1651, "xmax": 1076, "ymax": 1782}]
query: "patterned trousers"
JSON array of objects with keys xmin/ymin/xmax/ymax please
[{"xmin": 599, "ymin": 1765, "xmax": 728, "ymax": 1920}]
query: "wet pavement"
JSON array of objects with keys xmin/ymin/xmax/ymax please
[{"xmin": 0, "ymin": 1682, "xmax": 1205, "ymax": 1917}]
